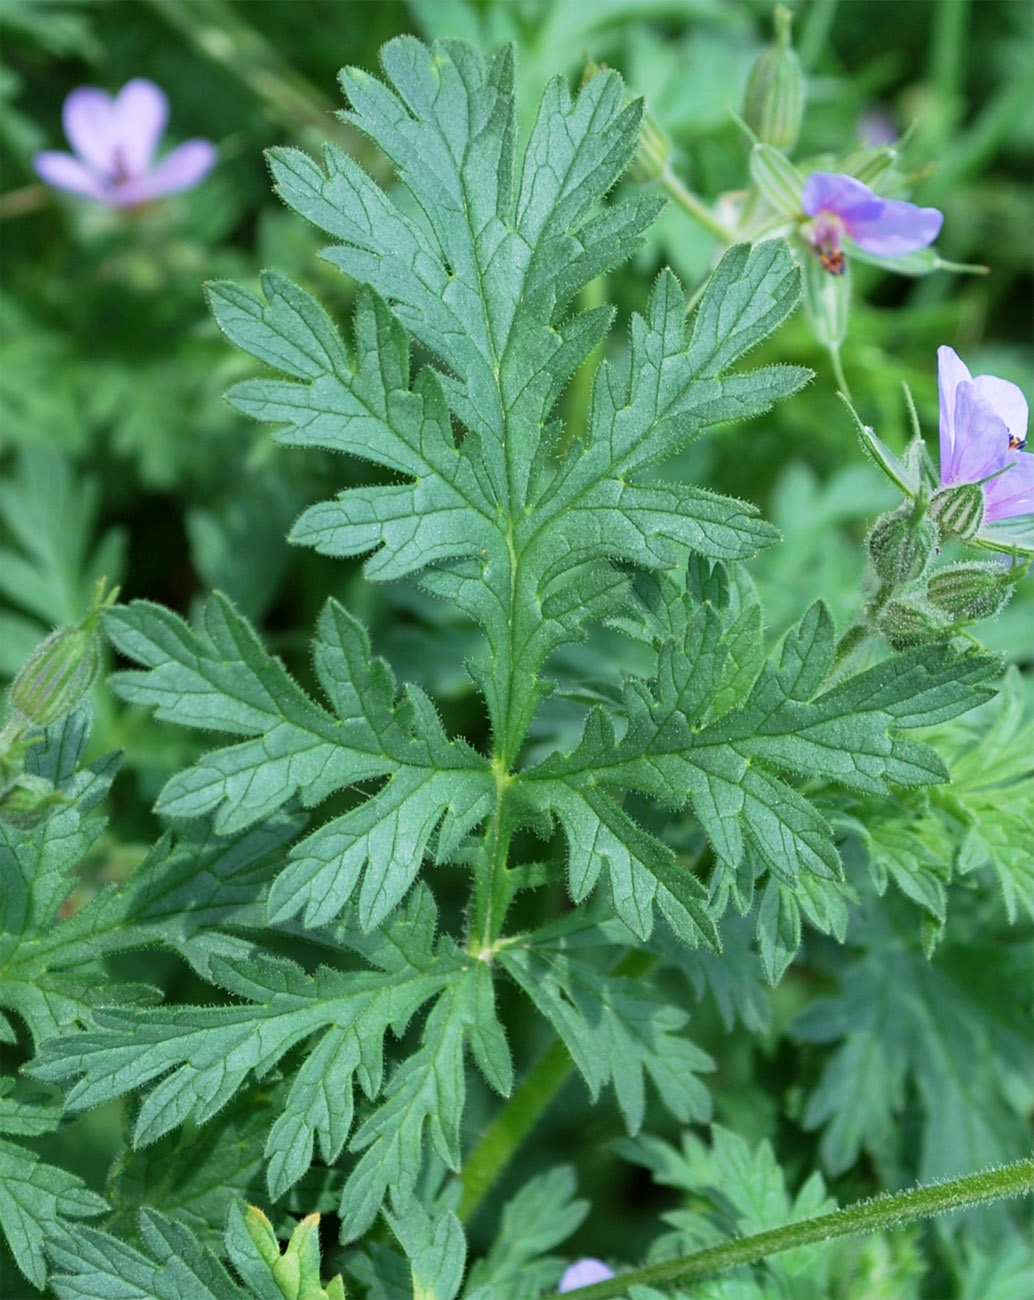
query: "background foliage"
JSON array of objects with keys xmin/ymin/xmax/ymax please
[{"xmin": 1, "ymin": 1, "xmax": 1031, "ymax": 1297}]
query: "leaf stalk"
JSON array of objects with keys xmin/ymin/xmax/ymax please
[{"xmin": 468, "ymin": 762, "xmax": 515, "ymax": 956}]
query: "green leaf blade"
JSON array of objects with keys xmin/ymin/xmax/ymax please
[{"xmin": 0, "ymin": 1137, "xmax": 107, "ymax": 1290}]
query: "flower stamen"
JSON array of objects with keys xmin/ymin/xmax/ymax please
[{"xmin": 800, "ymin": 171, "xmax": 942, "ymax": 273}]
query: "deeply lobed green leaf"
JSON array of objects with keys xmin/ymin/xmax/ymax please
[
  {"xmin": 206, "ymin": 38, "xmax": 807, "ymax": 770},
  {"xmin": 523, "ymin": 565, "xmax": 998, "ymax": 939}
]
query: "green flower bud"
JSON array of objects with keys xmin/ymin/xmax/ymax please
[
  {"xmin": 743, "ymin": 6, "xmax": 805, "ymax": 152},
  {"xmin": 928, "ymin": 482, "xmax": 985, "ymax": 540},
  {"xmin": 877, "ymin": 596, "xmax": 949, "ymax": 649},
  {"xmin": 749, "ymin": 143, "xmax": 805, "ymax": 217},
  {"xmin": 926, "ymin": 562, "xmax": 1012, "ymax": 622},
  {"xmin": 628, "ymin": 106, "xmax": 670, "ymax": 182},
  {"xmin": 7, "ymin": 581, "xmax": 117, "ymax": 728},
  {"xmin": 867, "ymin": 506, "xmax": 938, "ymax": 585},
  {"xmin": 583, "ymin": 54, "xmax": 670, "ymax": 183},
  {"xmin": 9, "ymin": 622, "xmax": 102, "ymax": 727},
  {"xmin": 0, "ymin": 774, "xmax": 64, "ymax": 829},
  {"xmin": 845, "ymin": 143, "xmax": 899, "ymax": 189}
]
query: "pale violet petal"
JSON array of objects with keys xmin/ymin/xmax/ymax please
[
  {"xmin": 110, "ymin": 78, "xmax": 168, "ymax": 175},
  {"xmin": 559, "ymin": 1260, "xmax": 615, "ymax": 1292},
  {"xmin": 846, "ymin": 197, "xmax": 943, "ymax": 255},
  {"xmin": 943, "ymin": 381, "xmax": 1010, "ymax": 486},
  {"xmin": 937, "ymin": 345, "xmax": 972, "ymax": 479},
  {"xmin": 32, "ymin": 151, "xmax": 110, "ymax": 202},
  {"xmin": 858, "ymin": 108, "xmax": 897, "ymax": 147},
  {"xmin": 970, "ymin": 374, "xmax": 1029, "ymax": 446},
  {"xmin": 62, "ymin": 86, "xmax": 117, "ymax": 175},
  {"xmin": 111, "ymin": 139, "xmax": 216, "ymax": 205},
  {"xmin": 985, "ymin": 451, "xmax": 1034, "ymax": 522},
  {"xmin": 801, "ymin": 171, "xmax": 882, "ymax": 222}
]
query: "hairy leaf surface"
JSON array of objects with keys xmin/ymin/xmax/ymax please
[
  {"xmin": 206, "ymin": 38, "xmax": 808, "ymax": 767},
  {"xmin": 106, "ymin": 594, "xmax": 492, "ymax": 928},
  {"xmin": 524, "ymin": 566, "xmax": 998, "ymax": 936},
  {"xmin": 0, "ymin": 1085, "xmax": 106, "ymax": 1290}
]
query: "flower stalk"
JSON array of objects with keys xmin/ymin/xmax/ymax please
[
  {"xmin": 554, "ymin": 1159, "xmax": 1034, "ymax": 1298},
  {"xmin": 659, "ymin": 165, "xmax": 737, "ymax": 245}
]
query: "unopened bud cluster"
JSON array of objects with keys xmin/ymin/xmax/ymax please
[
  {"xmin": 864, "ymin": 499, "xmax": 1022, "ymax": 649},
  {"xmin": 927, "ymin": 562, "xmax": 1015, "ymax": 621}
]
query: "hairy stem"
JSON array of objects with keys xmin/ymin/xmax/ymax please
[
  {"xmin": 458, "ymin": 1038, "xmax": 571, "ymax": 1223},
  {"xmin": 660, "ymin": 167, "xmax": 736, "ymax": 246},
  {"xmin": 458, "ymin": 949, "xmax": 657, "ymax": 1220},
  {"xmin": 468, "ymin": 766, "xmax": 514, "ymax": 955},
  {"xmin": 797, "ymin": 0, "xmax": 839, "ymax": 72},
  {"xmin": 827, "ymin": 343, "xmax": 852, "ymax": 402},
  {"xmin": 553, "ymin": 1158, "xmax": 1034, "ymax": 1298}
]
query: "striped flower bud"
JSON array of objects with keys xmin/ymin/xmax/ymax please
[
  {"xmin": 926, "ymin": 562, "xmax": 1012, "ymax": 622},
  {"xmin": 749, "ymin": 143, "xmax": 804, "ymax": 217},
  {"xmin": 9, "ymin": 623, "xmax": 102, "ymax": 727},
  {"xmin": 928, "ymin": 482, "xmax": 986, "ymax": 540},
  {"xmin": 0, "ymin": 774, "xmax": 64, "ymax": 829},
  {"xmin": 7, "ymin": 582, "xmax": 116, "ymax": 728},
  {"xmin": 743, "ymin": 6, "xmax": 805, "ymax": 152},
  {"xmin": 844, "ymin": 142, "xmax": 899, "ymax": 189},
  {"xmin": 628, "ymin": 106, "xmax": 670, "ymax": 183},
  {"xmin": 877, "ymin": 596, "xmax": 949, "ymax": 649},
  {"xmin": 868, "ymin": 506, "xmax": 938, "ymax": 585}
]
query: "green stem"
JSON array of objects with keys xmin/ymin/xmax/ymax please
[
  {"xmin": 796, "ymin": 0, "xmax": 839, "ymax": 72},
  {"xmin": 557, "ymin": 275, "xmax": 608, "ymax": 459},
  {"xmin": 468, "ymin": 769, "xmax": 513, "ymax": 955},
  {"xmin": 458, "ymin": 1038, "xmax": 571, "ymax": 1223},
  {"xmin": 928, "ymin": 0, "xmax": 969, "ymax": 120},
  {"xmin": 555, "ymin": 1159, "xmax": 1034, "ymax": 1298},
  {"xmin": 458, "ymin": 948, "xmax": 658, "ymax": 1221},
  {"xmin": 827, "ymin": 344, "xmax": 852, "ymax": 402},
  {"xmin": 143, "ymin": 0, "xmax": 336, "ymax": 133},
  {"xmin": 660, "ymin": 167, "xmax": 736, "ymax": 246}
]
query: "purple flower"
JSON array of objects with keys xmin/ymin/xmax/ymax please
[
  {"xmin": 33, "ymin": 79, "xmax": 216, "ymax": 207},
  {"xmin": 857, "ymin": 108, "xmax": 897, "ymax": 148},
  {"xmin": 801, "ymin": 172, "xmax": 943, "ymax": 273},
  {"xmin": 937, "ymin": 345, "xmax": 1033, "ymax": 522},
  {"xmin": 559, "ymin": 1259, "xmax": 615, "ymax": 1292}
]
